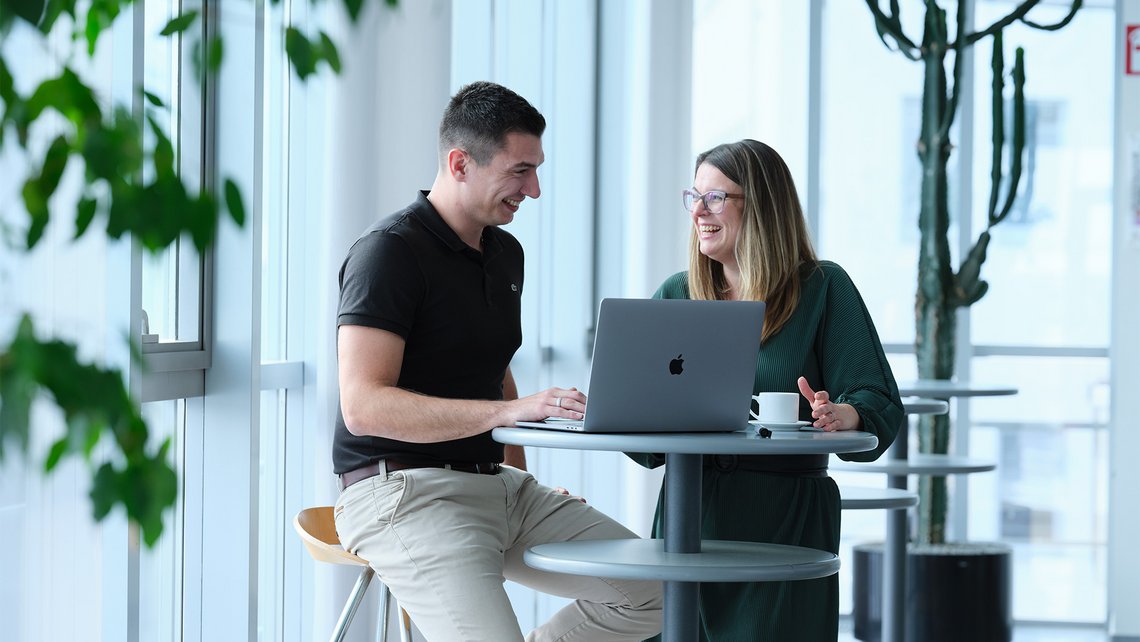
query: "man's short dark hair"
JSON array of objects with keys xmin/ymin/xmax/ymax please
[{"xmin": 438, "ymin": 81, "xmax": 546, "ymax": 165}]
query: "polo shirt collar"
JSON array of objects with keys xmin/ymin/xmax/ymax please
[{"xmin": 412, "ymin": 190, "xmax": 503, "ymax": 260}]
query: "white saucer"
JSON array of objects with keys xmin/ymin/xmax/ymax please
[{"xmin": 748, "ymin": 419, "xmax": 812, "ymax": 432}]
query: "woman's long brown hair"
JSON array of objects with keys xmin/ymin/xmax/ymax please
[{"xmin": 687, "ymin": 139, "xmax": 818, "ymax": 342}]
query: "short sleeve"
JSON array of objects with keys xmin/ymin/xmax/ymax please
[{"xmin": 337, "ymin": 231, "xmax": 425, "ymax": 338}]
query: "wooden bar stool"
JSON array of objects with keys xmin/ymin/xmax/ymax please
[{"xmin": 293, "ymin": 507, "xmax": 413, "ymax": 642}]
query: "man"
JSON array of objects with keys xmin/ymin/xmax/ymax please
[{"xmin": 332, "ymin": 81, "xmax": 662, "ymax": 642}]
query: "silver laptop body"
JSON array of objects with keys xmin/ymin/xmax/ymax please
[{"xmin": 516, "ymin": 297, "xmax": 766, "ymax": 433}]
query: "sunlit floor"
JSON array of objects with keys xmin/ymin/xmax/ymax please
[{"xmin": 838, "ymin": 618, "xmax": 1108, "ymax": 641}]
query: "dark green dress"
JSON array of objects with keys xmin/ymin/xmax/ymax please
[{"xmin": 630, "ymin": 261, "xmax": 903, "ymax": 642}]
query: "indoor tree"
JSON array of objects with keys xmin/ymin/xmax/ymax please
[{"xmin": 863, "ymin": 0, "xmax": 1080, "ymax": 544}]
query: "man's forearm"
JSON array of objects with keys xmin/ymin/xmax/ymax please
[{"xmin": 341, "ymin": 384, "xmax": 509, "ymax": 443}]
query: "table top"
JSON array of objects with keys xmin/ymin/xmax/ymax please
[
  {"xmin": 839, "ymin": 486, "xmax": 919, "ymax": 510},
  {"xmin": 492, "ymin": 426, "xmax": 877, "ymax": 456},
  {"xmin": 832, "ymin": 454, "xmax": 997, "ymax": 475},
  {"xmin": 896, "ymin": 380, "xmax": 1018, "ymax": 398},
  {"xmin": 901, "ymin": 398, "xmax": 949, "ymax": 415},
  {"xmin": 523, "ymin": 539, "xmax": 840, "ymax": 583}
]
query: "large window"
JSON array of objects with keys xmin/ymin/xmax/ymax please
[
  {"xmin": 963, "ymin": 0, "xmax": 1112, "ymax": 623},
  {"xmin": 141, "ymin": 0, "xmax": 206, "ymax": 350}
]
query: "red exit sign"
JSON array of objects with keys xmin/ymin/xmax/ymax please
[{"xmin": 1129, "ymin": 25, "xmax": 1140, "ymax": 75}]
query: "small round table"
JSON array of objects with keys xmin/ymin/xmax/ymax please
[
  {"xmin": 840, "ymin": 486, "xmax": 918, "ymax": 511},
  {"xmin": 493, "ymin": 427, "xmax": 878, "ymax": 642}
]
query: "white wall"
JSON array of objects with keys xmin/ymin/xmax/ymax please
[{"xmin": 1109, "ymin": 2, "xmax": 1140, "ymax": 640}]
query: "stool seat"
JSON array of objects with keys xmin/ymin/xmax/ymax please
[{"xmin": 294, "ymin": 506, "xmax": 413, "ymax": 642}]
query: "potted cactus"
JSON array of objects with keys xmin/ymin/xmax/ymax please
[{"xmin": 850, "ymin": 2, "xmax": 1081, "ymax": 641}]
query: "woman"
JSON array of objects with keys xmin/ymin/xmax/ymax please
[{"xmin": 631, "ymin": 139, "xmax": 903, "ymax": 641}]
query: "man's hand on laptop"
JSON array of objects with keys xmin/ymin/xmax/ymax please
[{"xmin": 505, "ymin": 387, "xmax": 587, "ymax": 424}]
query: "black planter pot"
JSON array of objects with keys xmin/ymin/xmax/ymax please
[{"xmin": 852, "ymin": 541, "xmax": 1012, "ymax": 642}]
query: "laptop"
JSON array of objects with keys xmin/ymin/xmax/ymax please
[{"xmin": 516, "ymin": 297, "xmax": 766, "ymax": 433}]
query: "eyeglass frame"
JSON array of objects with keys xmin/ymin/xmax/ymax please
[{"xmin": 682, "ymin": 188, "xmax": 745, "ymax": 214}]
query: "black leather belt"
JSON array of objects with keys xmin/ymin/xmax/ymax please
[{"xmin": 339, "ymin": 459, "xmax": 501, "ymax": 491}]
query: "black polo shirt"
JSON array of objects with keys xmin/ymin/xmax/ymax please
[{"xmin": 332, "ymin": 191, "xmax": 524, "ymax": 474}]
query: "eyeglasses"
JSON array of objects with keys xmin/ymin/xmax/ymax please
[{"xmin": 682, "ymin": 188, "xmax": 744, "ymax": 214}]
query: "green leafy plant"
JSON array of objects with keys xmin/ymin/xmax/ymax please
[
  {"xmin": 863, "ymin": 0, "xmax": 1080, "ymax": 544},
  {"xmin": 0, "ymin": 0, "xmax": 395, "ymax": 546}
]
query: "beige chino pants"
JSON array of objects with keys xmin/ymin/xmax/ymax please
[{"xmin": 334, "ymin": 464, "xmax": 663, "ymax": 642}]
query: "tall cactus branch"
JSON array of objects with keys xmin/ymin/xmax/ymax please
[
  {"xmin": 863, "ymin": 0, "xmax": 1081, "ymax": 545},
  {"xmin": 864, "ymin": 0, "xmax": 921, "ymax": 59}
]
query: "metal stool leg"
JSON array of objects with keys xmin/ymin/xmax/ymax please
[
  {"xmin": 376, "ymin": 581, "xmax": 391, "ymax": 642},
  {"xmin": 376, "ymin": 578, "xmax": 412, "ymax": 642},
  {"xmin": 332, "ymin": 567, "xmax": 375, "ymax": 642}
]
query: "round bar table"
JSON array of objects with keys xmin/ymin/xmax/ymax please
[
  {"xmin": 835, "ymin": 386, "xmax": 1014, "ymax": 642},
  {"xmin": 493, "ymin": 427, "xmax": 877, "ymax": 642}
]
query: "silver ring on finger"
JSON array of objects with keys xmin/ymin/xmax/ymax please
[{"xmin": 555, "ymin": 397, "xmax": 562, "ymax": 408}]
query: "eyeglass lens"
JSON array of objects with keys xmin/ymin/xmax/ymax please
[{"xmin": 683, "ymin": 189, "xmax": 728, "ymax": 214}]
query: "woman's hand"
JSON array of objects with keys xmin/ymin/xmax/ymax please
[{"xmin": 797, "ymin": 376, "xmax": 860, "ymax": 431}]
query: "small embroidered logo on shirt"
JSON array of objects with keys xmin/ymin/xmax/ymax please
[{"xmin": 511, "ymin": 284, "xmax": 518, "ymax": 292}]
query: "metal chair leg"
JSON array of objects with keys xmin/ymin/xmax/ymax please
[{"xmin": 331, "ymin": 567, "xmax": 375, "ymax": 642}]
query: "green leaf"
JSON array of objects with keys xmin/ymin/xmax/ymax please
[
  {"xmin": 224, "ymin": 178, "xmax": 245, "ymax": 226},
  {"xmin": 207, "ymin": 35, "xmax": 224, "ymax": 72},
  {"xmin": 90, "ymin": 462, "xmax": 119, "ymax": 520},
  {"xmin": 5, "ymin": 0, "xmax": 47, "ymax": 27},
  {"xmin": 319, "ymin": 32, "xmax": 342, "ymax": 74},
  {"xmin": 21, "ymin": 133, "xmax": 73, "ymax": 249},
  {"xmin": 24, "ymin": 68, "xmax": 102, "ymax": 129},
  {"xmin": 84, "ymin": 5, "xmax": 109, "ymax": 55},
  {"xmin": 0, "ymin": 318, "xmax": 38, "ymax": 460},
  {"xmin": 80, "ymin": 107, "xmax": 143, "ymax": 184},
  {"xmin": 159, "ymin": 10, "xmax": 199, "ymax": 36},
  {"xmin": 285, "ymin": 27, "xmax": 316, "ymax": 80},
  {"xmin": 22, "ymin": 178, "xmax": 50, "ymax": 248},
  {"xmin": 0, "ymin": 56, "xmax": 15, "ymax": 104},
  {"xmin": 148, "ymin": 114, "xmax": 175, "ymax": 179},
  {"xmin": 343, "ymin": 0, "xmax": 366, "ymax": 21},
  {"xmin": 74, "ymin": 195, "xmax": 97, "ymax": 239},
  {"xmin": 38, "ymin": 133, "xmax": 72, "ymax": 196},
  {"xmin": 38, "ymin": 0, "xmax": 77, "ymax": 34},
  {"xmin": 143, "ymin": 90, "xmax": 165, "ymax": 108},
  {"xmin": 44, "ymin": 438, "xmax": 68, "ymax": 471}
]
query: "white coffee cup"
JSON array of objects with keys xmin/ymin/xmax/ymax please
[{"xmin": 750, "ymin": 392, "xmax": 800, "ymax": 423}]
